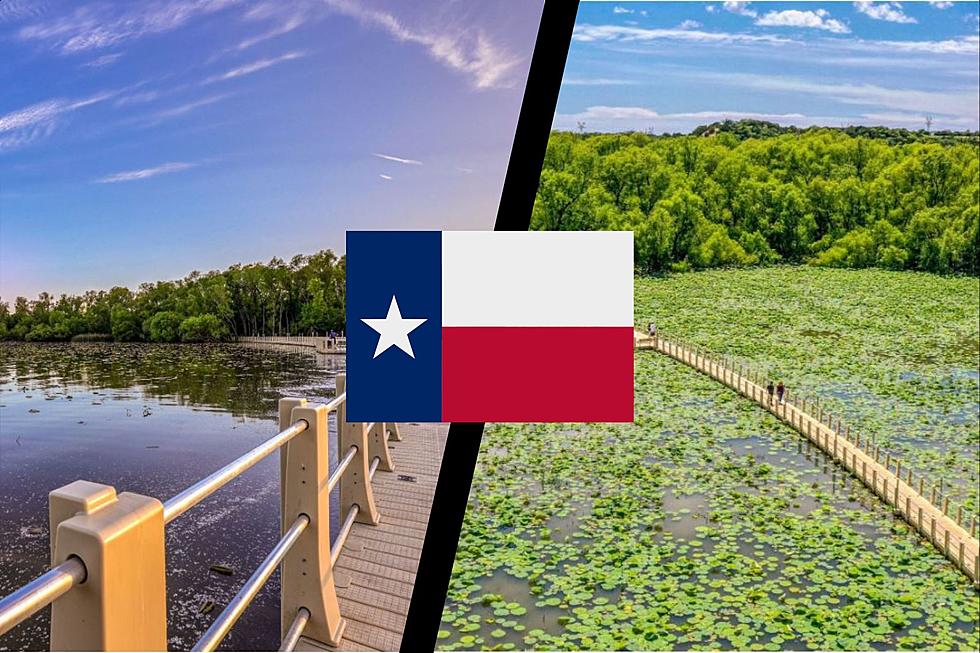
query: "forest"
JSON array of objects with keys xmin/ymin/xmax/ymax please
[
  {"xmin": 0, "ymin": 250, "xmax": 345, "ymax": 342},
  {"xmin": 533, "ymin": 121, "xmax": 979, "ymax": 274}
]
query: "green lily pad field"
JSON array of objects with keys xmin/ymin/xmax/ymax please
[{"xmin": 439, "ymin": 267, "xmax": 979, "ymax": 651}]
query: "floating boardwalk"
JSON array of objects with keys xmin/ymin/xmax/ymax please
[
  {"xmin": 635, "ymin": 330, "xmax": 980, "ymax": 587},
  {"xmin": 297, "ymin": 422, "xmax": 448, "ymax": 652}
]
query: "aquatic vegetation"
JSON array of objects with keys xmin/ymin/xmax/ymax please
[
  {"xmin": 635, "ymin": 266, "xmax": 979, "ymax": 515},
  {"xmin": 440, "ymin": 268, "xmax": 979, "ymax": 651}
]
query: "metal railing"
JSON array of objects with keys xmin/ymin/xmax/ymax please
[{"xmin": 0, "ymin": 373, "xmax": 400, "ymax": 651}]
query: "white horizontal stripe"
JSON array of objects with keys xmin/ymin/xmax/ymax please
[{"xmin": 442, "ymin": 231, "xmax": 633, "ymax": 327}]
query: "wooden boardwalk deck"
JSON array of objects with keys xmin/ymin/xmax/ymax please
[
  {"xmin": 636, "ymin": 331, "xmax": 980, "ymax": 586},
  {"xmin": 296, "ymin": 422, "xmax": 448, "ymax": 652}
]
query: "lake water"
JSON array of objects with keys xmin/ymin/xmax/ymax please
[{"xmin": 0, "ymin": 342, "xmax": 343, "ymax": 651}]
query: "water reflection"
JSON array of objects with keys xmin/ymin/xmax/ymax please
[{"xmin": 0, "ymin": 342, "xmax": 343, "ymax": 651}]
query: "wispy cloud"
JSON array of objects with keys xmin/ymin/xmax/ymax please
[
  {"xmin": 96, "ymin": 161, "xmax": 198, "ymax": 184},
  {"xmin": 573, "ymin": 23, "xmax": 795, "ymax": 46},
  {"xmin": 613, "ymin": 6, "xmax": 634, "ymax": 15},
  {"xmin": 0, "ymin": 0, "xmax": 48, "ymax": 24},
  {"xmin": 17, "ymin": 0, "xmax": 241, "ymax": 53},
  {"xmin": 81, "ymin": 53, "xmax": 123, "ymax": 68},
  {"xmin": 677, "ymin": 20, "xmax": 703, "ymax": 30},
  {"xmin": 236, "ymin": 1, "xmax": 313, "ymax": 50},
  {"xmin": 695, "ymin": 71, "xmax": 978, "ymax": 118},
  {"xmin": 929, "ymin": 1, "xmax": 954, "ymax": 8},
  {"xmin": 204, "ymin": 51, "xmax": 307, "ymax": 84},
  {"xmin": 379, "ymin": 173, "xmax": 393, "ymax": 181},
  {"xmin": 846, "ymin": 34, "xmax": 979, "ymax": 55},
  {"xmin": 755, "ymin": 9, "xmax": 850, "ymax": 33},
  {"xmin": 372, "ymin": 153, "xmax": 422, "ymax": 165},
  {"xmin": 150, "ymin": 94, "xmax": 229, "ymax": 122},
  {"xmin": 854, "ymin": 2, "xmax": 917, "ymax": 24},
  {"xmin": 0, "ymin": 92, "xmax": 113, "ymax": 151},
  {"xmin": 322, "ymin": 0, "xmax": 521, "ymax": 89},
  {"xmin": 563, "ymin": 77, "xmax": 640, "ymax": 86}
]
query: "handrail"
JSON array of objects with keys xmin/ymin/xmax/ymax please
[
  {"xmin": 279, "ymin": 608, "xmax": 310, "ymax": 652},
  {"xmin": 331, "ymin": 505, "xmax": 360, "ymax": 568},
  {"xmin": 0, "ymin": 558, "xmax": 86, "ymax": 636},
  {"xmin": 0, "ymin": 387, "xmax": 397, "ymax": 649},
  {"xmin": 328, "ymin": 445, "xmax": 358, "ymax": 493},
  {"xmin": 163, "ymin": 420, "xmax": 309, "ymax": 524},
  {"xmin": 163, "ymin": 392, "xmax": 344, "ymax": 524},
  {"xmin": 192, "ymin": 515, "xmax": 310, "ymax": 652}
]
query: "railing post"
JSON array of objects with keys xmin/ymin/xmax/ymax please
[
  {"xmin": 48, "ymin": 480, "xmax": 166, "ymax": 651},
  {"xmin": 387, "ymin": 422, "xmax": 403, "ymax": 442},
  {"xmin": 336, "ymin": 374, "xmax": 381, "ymax": 525},
  {"xmin": 368, "ymin": 422, "xmax": 395, "ymax": 472},
  {"xmin": 280, "ymin": 401, "xmax": 346, "ymax": 647}
]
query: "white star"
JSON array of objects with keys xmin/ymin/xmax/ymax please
[{"xmin": 361, "ymin": 295, "xmax": 427, "ymax": 359}]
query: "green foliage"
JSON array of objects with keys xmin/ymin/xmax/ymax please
[
  {"xmin": 533, "ymin": 128, "xmax": 979, "ymax": 275},
  {"xmin": 0, "ymin": 249, "xmax": 346, "ymax": 342},
  {"xmin": 144, "ymin": 311, "xmax": 184, "ymax": 342},
  {"xmin": 178, "ymin": 314, "xmax": 228, "ymax": 342}
]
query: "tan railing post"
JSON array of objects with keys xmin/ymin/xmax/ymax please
[
  {"xmin": 280, "ymin": 400, "xmax": 346, "ymax": 647},
  {"xmin": 368, "ymin": 422, "xmax": 395, "ymax": 472},
  {"xmin": 48, "ymin": 481, "xmax": 166, "ymax": 651},
  {"xmin": 387, "ymin": 422, "xmax": 403, "ymax": 442},
  {"xmin": 336, "ymin": 374, "xmax": 381, "ymax": 525}
]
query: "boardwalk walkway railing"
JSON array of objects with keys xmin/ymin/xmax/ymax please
[
  {"xmin": 636, "ymin": 331, "xmax": 980, "ymax": 587},
  {"xmin": 0, "ymin": 373, "xmax": 399, "ymax": 651},
  {"xmin": 238, "ymin": 336, "xmax": 346, "ymax": 354}
]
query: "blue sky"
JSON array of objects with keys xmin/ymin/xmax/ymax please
[
  {"xmin": 556, "ymin": 1, "xmax": 979, "ymax": 133},
  {"xmin": 0, "ymin": 0, "xmax": 542, "ymax": 300}
]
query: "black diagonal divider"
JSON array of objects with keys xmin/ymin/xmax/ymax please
[{"xmin": 399, "ymin": 2, "xmax": 581, "ymax": 651}]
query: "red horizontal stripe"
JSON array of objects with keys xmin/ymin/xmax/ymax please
[{"xmin": 441, "ymin": 327, "xmax": 634, "ymax": 422}]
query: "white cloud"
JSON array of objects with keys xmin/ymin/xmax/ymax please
[
  {"xmin": 928, "ymin": 1, "xmax": 954, "ymax": 9},
  {"xmin": 677, "ymin": 20, "xmax": 702, "ymax": 30},
  {"xmin": 573, "ymin": 23, "xmax": 795, "ymax": 46},
  {"xmin": 379, "ymin": 174, "xmax": 393, "ymax": 181},
  {"xmin": 847, "ymin": 34, "xmax": 979, "ymax": 55},
  {"xmin": 96, "ymin": 161, "xmax": 197, "ymax": 183},
  {"xmin": 563, "ymin": 77, "xmax": 639, "ymax": 86},
  {"xmin": 322, "ymin": 0, "xmax": 520, "ymax": 89},
  {"xmin": 706, "ymin": 5, "xmax": 719, "ymax": 14},
  {"xmin": 372, "ymin": 153, "xmax": 422, "ymax": 165},
  {"xmin": 150, "ymin": 94, "xmax": 229, "ymax": 121},
  {"xmin": 612, "ymin": 6, "xmax": 634, "ymax": 14},
  {"xmin": 854, "ymin": 2, "xmax": 917, "ymax": 24},
  {"xmin": 755, "ymin": 9, "xmax": 850, "ymax": 33},
  {"xmin": 695, "ymin": 71, "xmax": 978, "ymax": 119},
  {"xmin": 18, "ymin": 0, "xmax": 241, "ymax": 53},
  {"xmin": 204, "ymin": 51, "xmax": 306, "ymax": 84},
  {"xmin": 0, "ymin": 92, "xmax": 113, "ymax": 150},
  {"xmin": 722, "ymin": 2, "xmax": 757, "ymax": 18},
  {"xmin": 81, "ymin": 53, "xmax": 123, "ymax": 68}
]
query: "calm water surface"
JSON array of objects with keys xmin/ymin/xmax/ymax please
[{"xmin": 0, "ymin": 342, "xmax": 343, "ymax": 651}]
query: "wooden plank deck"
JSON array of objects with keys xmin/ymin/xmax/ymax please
[
  {"xmin": 296, "ymin": 423, "xmax": 449, "ymax": 652},
  {"xmin": 636, "ymin": 330, "xmax": 980, "ymax": 586}
]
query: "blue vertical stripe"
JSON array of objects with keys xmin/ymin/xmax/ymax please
[{"xmin": 345, "ymin": 231, "xmax": 442, "ymax": 421}]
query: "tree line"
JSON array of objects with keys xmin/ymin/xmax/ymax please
[
  {"xmin": 0, "ymin": 250, "xmax": 345, "ymax": 342},
  {"xmin": 534, "ymin": 122, "xmax": 979, "ymax": 274}
]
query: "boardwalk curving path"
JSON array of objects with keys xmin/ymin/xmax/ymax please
[
  {"xmin": 296, "ymin": 422, "xmax": 448, "ymax": 652},
  {"xmin": 635, "ymin": 330, "xmax": 980, "ymax": 587}
]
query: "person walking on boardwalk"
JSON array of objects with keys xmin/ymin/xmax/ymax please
[
  {"xmin": 776, "ymin": 381, "xmax": 785, "ymax": 404},
  {"xmin": 766, "ymin": 381, "xmax": 775, "ymax": 404},
  {"xmin": 647, "ymin": 322, "xmax": 657, "ymax": 338}
]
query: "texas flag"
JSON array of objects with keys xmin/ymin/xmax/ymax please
[{"xmin": 345, "ymin": 231, "xmax": 633, "ymax": 423}]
